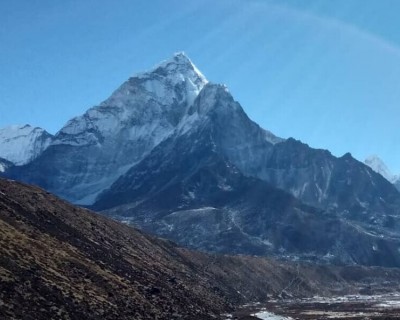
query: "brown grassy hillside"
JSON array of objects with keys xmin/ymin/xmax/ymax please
[{"xmin": 1, "ymin": 179, "xmax": 400, "ymax": 319}]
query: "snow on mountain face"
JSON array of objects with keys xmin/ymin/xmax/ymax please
[
  {"xmin": 0, "ymin": 125, "xmax": 53, "ymax": 165},
  {"xmin": 8, "ymin": 53, "xmax": 210, "ymax": 205},
  {"xmin": 53, "ymin": 52, "xmax": 207, "ymax": 146},
  {"xmin": 0, "ymin": 157, "xmax": 14, "ymax": 173},
  {"xmin": 364, "ymin": 155, "xmax": 399, "ymax": 184},
  {"xmin": 0, "ymin": 160, "xmax": 8, "ymax": 173}
]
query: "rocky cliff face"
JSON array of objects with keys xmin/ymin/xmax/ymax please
[{"xmin": 395, "ymin": 179, "xmax": 400, "ymax": 192}]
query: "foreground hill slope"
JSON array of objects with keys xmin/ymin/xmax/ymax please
[
  {"xmin": 0, "ymin": 179, "xmax": 235, "ymax": 319},
  {"xmin": 2, "ymin": 179, "xmax": 400, "ymax": 319}
]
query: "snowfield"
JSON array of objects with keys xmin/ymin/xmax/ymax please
[{"xmin": 252, "ymin": 310, "xmax": 293, "ymax": 320}]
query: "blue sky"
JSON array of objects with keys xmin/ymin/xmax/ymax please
[{"xmin": 1, "ymin": 0, "xmax": 399, "ymax": 172}]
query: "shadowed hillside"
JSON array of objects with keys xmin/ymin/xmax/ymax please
[{"xmin": 1, "ymin": 179, "xmax": 400, "ymax": 319}]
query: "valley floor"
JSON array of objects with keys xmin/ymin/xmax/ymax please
[{"xmin": 226, "ymin": 293, "xmax": 400, "ymax": 319}]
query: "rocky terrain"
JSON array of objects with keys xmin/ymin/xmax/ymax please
[
  {"xmin": 0, "ymin": 179, "xmax": 235, "ymax": 319},
  {"xmin": 2, "ymin": 178, "xmax": 400, "ymax": 319},
  {"xmin": 95, "ymin": 115, "xmax": 400, "ymax": 267}
]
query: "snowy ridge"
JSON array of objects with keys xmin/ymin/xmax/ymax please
[
  {"xmin": 34, "ymin": 52, "xmax": 211, "ymax": 204},
  {"xmin": 137, "ymin": 52, "xmax": 208, "ymax": 86},
  {"xmin": 364, "ymin": 155, "xmax": 399, "ymax": 184},
  {"xmin": 263, "ymin": 128, "xmax": 285, "ymax": 145},
  {"xmin": 0, "ymin": 161, "xmax": 6, "ymax": 173},
  {"xmin": 53, "ymin": 52, "xmax": 208, "ymax": 146},
  {"xmin": 252, "ymin": 311, "xmax": 293, "ymax": 320},
  {"xmin": 0, "ymin": 125, "xmax": 53, "ymax": 165}
]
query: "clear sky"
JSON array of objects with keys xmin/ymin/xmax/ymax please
[{"xmin": 1, "ymin": 0, "xmax": 399, "ymax": 172}]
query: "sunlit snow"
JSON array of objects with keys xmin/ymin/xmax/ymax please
[
  {"xmin": 252, "ymin": 311, "xmax": 293, "ymax": 320},
  {"xmin": 0, "ymin": 124, "xmax": 52, "ymax": 165}
]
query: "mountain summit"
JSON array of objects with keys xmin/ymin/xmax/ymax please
[
  {"xmin": 365, "ymin": 155, "xmax": 400, "ymax": 191},
  {"xmin": 54, "ymin": 52, "xmax": 207, "ymax": 148},
  {"xmin": 142, "ymin": 52, "xmax": 208, "ymax": 88},
  {"xmin": 3, "ymin": 54, "xmax": 400, "ymax": 266},
  {"xmin": 6, "ymin": 53, "xmax": 209, "ymax": 204}
]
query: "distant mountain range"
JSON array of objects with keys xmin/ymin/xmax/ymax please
[
  {"xmin": 2, "ymin": 53, "xmax": 400, "ymax": 267},
  {"xmin": 0, "ymin": 124, "xmax": 52, "ymax": 165}
]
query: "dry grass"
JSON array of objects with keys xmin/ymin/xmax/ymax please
[{"xmin": 1, "ymin": 179, "xmax": 400, "ymax": 320}]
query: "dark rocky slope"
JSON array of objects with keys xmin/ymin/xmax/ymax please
[
  {"xmin": 2, "ymin": 179, "xmax": 400, "ymax": 319},
  {"xmin": 0, "ymin": 179, "xmax": 235, "ymax": 319}
]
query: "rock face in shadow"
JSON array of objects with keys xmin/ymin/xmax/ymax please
[
  {"xmin": 0, "ymin": 157, "xmax": 13, "ymax": 173},
  {"xmin": 94, "ymin": 86, "xmax": 400, "ymax": 267}
]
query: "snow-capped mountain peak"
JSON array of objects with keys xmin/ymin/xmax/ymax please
[
  {"xmin": 148, "ymin": 52, "xmax": 208, "ymax": 84},
  {"xmin": 0, "ymin": 124, "xmax": 53, "ymax": 165},
  {"xmin": 364, "ymin": 155, "xmax": 398, "ymax": 183},
  {"xmin": 42, "ymin": 53, "xmax": 211, "ymax": 204},
  {"xmin": 132, "ymin": 51, "xmax": 208, "ymax": 107},
  {"xmin": 55, "ymin": 52, "xmax": 208, "ymax": 146}
]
